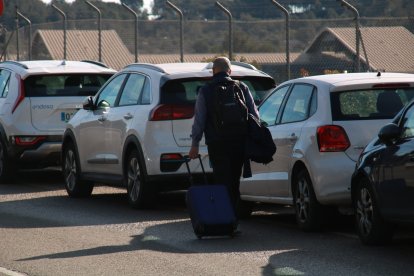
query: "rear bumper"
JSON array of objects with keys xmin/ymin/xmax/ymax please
[
  {"xmin": 144, "ymin": 146, "xmax": 212, "ymax": 175},
  {"xmin": 308, "ymin": 153, "xmax": 355, "ymax": 205},
  {"xmin": 148, "ymin": 172, "xmax": 215, "ymax": 192},
  {"xmin": 8, "ymin": 141, "xmax": 62, "ymax": 168}
]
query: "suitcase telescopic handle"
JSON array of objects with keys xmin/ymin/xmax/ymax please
[{"xmin": 183, "ymin": 154, "xmax": 208, "ymax": 185}]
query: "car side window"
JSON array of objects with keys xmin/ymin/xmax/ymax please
[
  {"xmin": 0, "ymin": 70, "xmax": 11, "ymax": 98},
  {"xmin": 401, "ymin": 106, "xmax": 414, "ymax": 138},
  {"xmin": 281, "ymin": 84, "xmax": 315, "ymax": 124},
  {"xmin": 119, "ymin": 74, "xmax": 147, "ymax": 106},
  {"xmin": 141, "ymin": 78, "xmax": 151, "ymax": 104},
  {"xmin": 259, "ymin": 85, "xmax": 289, "ymax": 126},
  {"xmin": 95, "ymin": 74, "xmax": 127, "ymax": 107}
]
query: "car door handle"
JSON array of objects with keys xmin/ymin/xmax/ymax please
[
  {"xmin": 98, "ymin": 116, "xmax": 106, "ymax": 122},
  {"xmin": 123, "ymin": 113, "xmax": 133, "ymax": 120}
]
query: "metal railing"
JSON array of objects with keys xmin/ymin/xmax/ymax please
[{"xmin": 2, "ymin": 3, "xmax": 413, "ymax": 83}]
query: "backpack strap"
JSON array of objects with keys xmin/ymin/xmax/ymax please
[{"xmin": 232, "ymin": 80, "xmax": 248, "ymax": 119}]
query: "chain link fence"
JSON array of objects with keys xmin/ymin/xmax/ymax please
[{"xmin": 2, "ymin": 16, "xmax": 414, "ymax": 83}]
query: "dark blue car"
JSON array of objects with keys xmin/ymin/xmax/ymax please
[{"xmin": 351, "ymin": 101, "xmax": 414, "ymax": 245}]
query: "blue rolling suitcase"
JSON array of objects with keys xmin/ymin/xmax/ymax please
[{"xmin": 184, "ymin": 155, "xmax": 238, "ymax": 239}]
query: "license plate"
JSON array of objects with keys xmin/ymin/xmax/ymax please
[{"xmin": 61, "ymin": 112, "xmax": 75, "ymax": 122}]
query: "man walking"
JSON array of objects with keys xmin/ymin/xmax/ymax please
[{"xmin": 188, "ymin": 57, "xmax": 259, "ymax": 212}]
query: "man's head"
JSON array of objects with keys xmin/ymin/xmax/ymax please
[{"xmin": 212, "ymin": 57, "xmax": 231, "ymax": 75}]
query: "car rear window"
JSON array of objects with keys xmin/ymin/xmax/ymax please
[
  {"xmin": 331, "ymin": 88, "xmax": 414, "ymax": 120},
  {"xmin": 24, "ymin": 74, "xmax": 113, "ymax": 97},
  {"xmin": 160, "ymin": 76, "xmax": 275, "ymax": 105}
]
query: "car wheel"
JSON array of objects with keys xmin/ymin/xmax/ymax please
[
  {"xmin": 0, "ymin": 138, "xmax": 15, "ymax": 183},
  {"xmin": 354, "ymin": 178, "xmax": 394, "ymax": 245},
  {"xmin": 62, "ymin": 142, "xmax": 93, "ymax": 197},
  {"xmin": 293, "ymin": 168, "xmax": 323, "ymax": 231},
  {"xmin": 125, "ymin": 149, "xmax": 152, "ymax": 209}
]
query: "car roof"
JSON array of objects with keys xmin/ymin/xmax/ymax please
[
  {"xmin": 284, "ymin": 72, "xmax": 414, "ymax": 91},
  {"xmin": 123, "ymin": 62, "xmax": 271, "ymax": 79},
  {"xmin": 0, "ymin": 60, "xmax": 116, "ymax": 78}
]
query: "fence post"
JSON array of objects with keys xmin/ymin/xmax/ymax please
[
  {"xmin": 215, "ymin": 1, "xmax": 233, "ymax": 60},
  {"xmin": 85, "ymin": 1, "xmax": 102, "ymax": 62},
  {"xmin": 52, "ymin": 4, "xmax": 67, "ymax": 60},
  {"xmin": 122, "ymin": 3, "xmax": 139, "ymax": 63},
  {"xmin": 1, "ymin": 30, "xmax": 15, "ymax": 61},
  {"xmin": 271, "ymin": 0, "xmax": 290, "ymax": 80},
  {"xmin": 166, "ymin": 1, "xmax": 184, "ymax": 63},
  {"xmin": 339, "ymin": 0, "xmax": 360, "ymax": 72},
  {"xmin": 16, "ymin": 9, "xmax": 32, "ymax": 61},
  {"xmin": 15, "ymin": 6, "xmax": 19, "ymax": 61}
]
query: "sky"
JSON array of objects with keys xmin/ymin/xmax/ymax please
[{"xmin": 40, "ymin": 0, "xmax": 153, "ymax": 11}]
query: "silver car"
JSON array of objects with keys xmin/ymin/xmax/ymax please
[{"xmin": 239, "ymin": 72, "xmax": 414, "ymax": 231}]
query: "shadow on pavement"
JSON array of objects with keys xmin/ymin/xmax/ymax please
[{"xmin": 0, "ymin": 168, "xmax": 64, "ymax": 194}]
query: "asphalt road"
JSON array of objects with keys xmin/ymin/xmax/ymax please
[{"xmin": 1, "ymin": 169, "xmax": 414, "ymax": 276}]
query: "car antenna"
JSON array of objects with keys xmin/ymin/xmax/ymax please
[{"xmin": 377, "ymin": 71, "xmax": 381, "ymax": 77}]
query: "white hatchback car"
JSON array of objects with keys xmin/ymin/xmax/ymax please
[
  {"xmin": 239, "ymin": 72, "xmax": 414, "ymax": 231},
  {"xmin": 61, "ymin": 62, "xmax": 275, "ymax": 208},
  {"xmin": 0, "ymin": 60, "xmax": 115, "ymax": 182}
]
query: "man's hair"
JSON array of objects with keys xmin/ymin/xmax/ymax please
[{"xmin": 213, "ymin": 57, "xmax": 231, "ymax": 73}]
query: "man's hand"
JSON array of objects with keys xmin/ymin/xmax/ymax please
[{"xmin": 188, "ymin": 146, "xmax": 199, "ymax": 159}]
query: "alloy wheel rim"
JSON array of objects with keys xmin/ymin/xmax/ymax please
[
  {"xmin": 128, "ymin": 157, "xmax": 141, "ymax": 202},
  {"xmin": 296, "ymin": 176, "xmax": 310, "ymax": 223},
  {"xmin": 356, "ymin": 187, "xmax": 373, "ymax": 236},
  {"xmin": 64, "ymin": 150, "xmax": 77, "ymax": 191}
]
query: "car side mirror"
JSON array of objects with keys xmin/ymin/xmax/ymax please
[
  {"xmin": 378, "ymin": 123, "xmax": 400, "ymax": 145},
  {"xmin": 82, "ymin": 96, "xmax": 95, "ymax": 110},
  {"xmin": 97, "ymin": 99, "xmax": 110, "ymax": 109}
]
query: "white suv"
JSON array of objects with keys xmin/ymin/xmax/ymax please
[
  {"xmin": 62, "ymin": 62, "xmax": 275, "ymax": 208},
  {"xmin": 239, "ymin": 72, "xmax": 414, "ymax": 231},
  {"xmin": 0, "ymin": 60, "xmax": 115, "ymax": 182}
]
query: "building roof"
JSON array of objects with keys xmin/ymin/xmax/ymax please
[
  {"xmin": 30, "ymin": 26, "xmax": 414, "ymax": 75},
  {"xmin": 32, "ymin": 29, "xmax": 134, "ymax": 70},
  {"xmin": 32, "ymin": 28, "xmax": 299, "ymax": 69},
  {"xmin": 302, "ymin": 26, "xmax": 414, "ymax": 73},
  {"xmin": 136, "ymin": 53, "xmax": 300, "ymax": 65}
]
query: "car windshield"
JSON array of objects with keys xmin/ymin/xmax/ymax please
[
  {"xmin": 24, "ymin": 74, "xmax": 113, "ymax": 97},
  {"xmin": 331, "ymin": 88, "xmax": 414, "ymax": 120},
  {"xmin": 161, "ymin": 76, "xmax": 275, "ymax": 105}
]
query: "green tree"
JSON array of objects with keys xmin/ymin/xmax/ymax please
[{"xmin": 120, "ymin": 0, "xmax": 143, "ymax": 10}]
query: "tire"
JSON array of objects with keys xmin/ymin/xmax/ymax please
[
  {"xmin": 293, "ymin": 168, "xmax": 324, "ymax": 231},
  {"xmin": 62, "ymin": 142, "xmax": 94, "ymax": 197},
  {"xmin": 354, "ymin": 178, "xmax": 394, "ymax": 245},
  {"xmin": 125, "ymin": 149, "xmax": 152, "ymax": 209},
  {"xmin": 0, "ymin": 138, "xmax": 15, "ymax": 183}
]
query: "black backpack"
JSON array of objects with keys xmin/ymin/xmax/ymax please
[{"xmin": 211, "ymin": 80, "xmax": 249, "ymax": 140}]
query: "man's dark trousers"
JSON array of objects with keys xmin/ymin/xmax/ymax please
[{"xmin": 207, "ymin": 139, "xmax": 245, "ymax": 210}]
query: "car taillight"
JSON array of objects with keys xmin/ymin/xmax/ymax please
[
  {"xmin": 12, "ymin": 77, "xmax": 25, "ymax": 113},
  {"xmin": 14, "ymin": 136, "xmax": 46, "ymax": 146},
  {"xmin": 149, "ymin": 104, "xmax": 194, "ymax": 121},
  {"xmin": 317, "ymin": 125, "xmax": 350, "ymax": 152}
]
